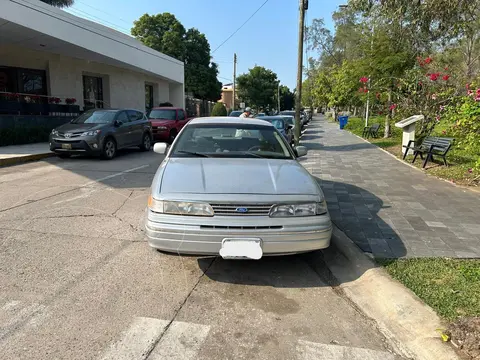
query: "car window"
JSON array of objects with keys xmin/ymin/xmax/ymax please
[
  {"xmin": 127, "ymin": 110, "xmax": 143, "ymax": 122},
  {"xmin": 71, "ymin": 110, "xmax": 116, "ymax": 124},
  {"xmin": 170, "ymin": 124, "xmax": 293, "ymax": 159},
  {"xmin": 178, "ymin": 110, "xmax": 185, "ymax": 120},
  {"xmin": 116, "ymin": 111, "xmax": 129, "ymax": 123},
  {"xmin": 270, "ymin": 119, "xmax": 285, "ymax": 130},
  {"xmin": 147, "ymin": 109, "xmax": 177, "ymax": 120}
]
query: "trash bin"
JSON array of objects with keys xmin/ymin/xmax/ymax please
[{"xmin": 338, "ymin": 115, "xmax": 349, "ymax": 129}]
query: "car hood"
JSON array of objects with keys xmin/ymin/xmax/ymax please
[
  {"xmin": 55, "ymin": 123, "xmax": 104, "ymax": 132},
  {"xmin": 159, "ymin": 158, "xmax": 320, "ymax": 195},
  {"xmin": 149, "ymin": 119, "xmax": 175, "ymax": 126}
]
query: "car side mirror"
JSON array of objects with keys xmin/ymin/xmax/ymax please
[
  {"xmin": 296, "ymin": 146, "xmax": 308, "ymax": 157},
  {"xmin": 154, "ymin": 142, "xmax": 168, "ymax": 154},
  {"xmin": 114, "ymin": 120, "xmax": 123, "ymax": 127}
]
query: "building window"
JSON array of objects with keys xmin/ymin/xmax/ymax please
[
  {"xmin": 83, "ymin": 75, "xmax": 104, "ymax": 110},
  {"xmin": 0, "ymin": 66, "xmax": 47, "ymax": 97},
  {"xmin": 145, "ymin": 84, "xmax": 153, "ymax": 111}
]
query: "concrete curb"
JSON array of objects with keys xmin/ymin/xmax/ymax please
[
  {"xmin": 0, "ymin": 152, "xmax": 54, "ymax": 167},
  {"xmin": 319, "ymin": 225, "xmax": 460, "ymax": 360}
]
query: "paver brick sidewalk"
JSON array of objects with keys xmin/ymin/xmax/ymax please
[{"xmin": 300, "ymin": 116, "xmax": 480, "ymax": 258}]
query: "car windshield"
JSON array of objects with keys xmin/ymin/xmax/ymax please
[
  {"xmin": 259, "ymin": 118, "xmax": 285, "ymax": 130},
  {"xmin": 282, "ymin": 116, "xmax": 294, "ymax": 125},
  {"xmin": 71, "ymin": 110, "xmax": 116, "ymax": 124},
  {"xmin": 280, "ymin": 111, "xmax": 296, "ymax": 116},
  {"xmin": 170, "ymin": 123, "xmax": 293, "ymax": 159},
  {"xmin": 148, "ymin": 109, "xmax": 176, "ymax": 120}
]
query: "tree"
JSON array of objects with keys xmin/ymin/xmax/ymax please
[
  {"xmin": 40, "ymin": 0, "xmax": 74, "ymax": 7},
  {"xmin": 236, "ymin": 66, "xmax": 279, "ymax": 110},
  {"xmin": 279, "ymin": 85, "xmax": 295, "ymax": 111},
  {"xmin": 131, "ymin": 14, "xmax": 221, "ymax": 101},
  {"xmin": 211, "ymin": 102, "xmax": 228, "ymax": 116}
]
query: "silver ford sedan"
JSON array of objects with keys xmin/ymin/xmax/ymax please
[{"xmin": 145, "ymin": 117, "xmax": 332, "ymax": 259}]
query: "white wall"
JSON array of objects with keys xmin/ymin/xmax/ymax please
[{"xmin": 0, "ymin": 44, "xmax": 183, "ymax": 110}]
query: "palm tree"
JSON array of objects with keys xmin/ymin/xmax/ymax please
[{"xmin": 40, "ymin": 0, "xmax": 74, "ymax": 8}]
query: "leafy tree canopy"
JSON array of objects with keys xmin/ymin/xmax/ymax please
[
  {"xmin": 40, "ymin": 0, "xmax": 74, "ymax": 7},
  {"xmin": 131, "ymin": 13, "xmax": 221, "ymax": 101},
  {"xmin": 236, "ymin": 66, "xmax": 279, "ymax": 110}
]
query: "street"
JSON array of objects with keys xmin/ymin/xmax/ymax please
[{"xmin": 0, "ymin": 144, "xmax": 404, "ymax": 359}]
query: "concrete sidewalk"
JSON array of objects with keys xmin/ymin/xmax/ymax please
[
  {"xmin": 301, "ymin": 116, "xmax": 480, "ymax": 258},
  {"xmin": 0, "ymin": 143, "xmax": 52, "ymax": 166}
]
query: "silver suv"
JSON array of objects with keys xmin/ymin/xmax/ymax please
[{"xmin": 49, "ymin": 109, "xmax": 153, "ymax": 160}]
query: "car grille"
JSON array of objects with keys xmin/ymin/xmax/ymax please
[
  {"xmin": 200, "ymin": 225, "xmax": 282, "ymax": 230},
  {"xmin": 210, "ymin": 203, "xmax": 274, "ymax": 216},
  {"xmin": 54, "ymin": 139, "xmax": 82, "ymax": 144},
  {"xmin": 58, "ymin": 132, "xmax": 82, "ymax": 138}
]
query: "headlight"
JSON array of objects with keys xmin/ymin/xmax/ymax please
[
  {"xmin": 269, "ymin": 201, "xmax": 327, "ymax": 217},
  {"xmin": 157, "ymin": 126, "xmax": 168, "ymax": 131},
  {"xmin": 81, "ymin": 130, "xmax": 101, "ymax": 136},
  {"xmin": 148, "ymin": 196, "xmax": 214, "ymax": 216},
  {"xmin": 51, "ymin": 129, "xmax": 58, "ymax": 135}
]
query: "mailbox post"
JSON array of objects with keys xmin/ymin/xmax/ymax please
[{"xmin": 395, "ymin": 115, "xmax": 424, "ymax": 156}]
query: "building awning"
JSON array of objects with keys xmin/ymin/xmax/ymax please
[{"xmin": 0, "ymin": 0, "xmax": 184, "ymax": 84}]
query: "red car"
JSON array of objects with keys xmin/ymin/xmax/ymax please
[{"xmin": 147, "ymin": 107, "xmax": 191, "ymax": 143}]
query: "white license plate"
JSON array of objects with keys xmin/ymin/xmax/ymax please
[
  {"xmin": 219, "ymin": 238, "xmax": 263, "ymax": 260},
  {"xmin": 61, "ymin": 143, "xmax": 72, "ymax": 149}
]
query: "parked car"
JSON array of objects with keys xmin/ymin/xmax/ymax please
[
  {"xmin": 256, "ymin": 112, "xmax": 266, "ymax": 117},
  {"xmin": 257, "ymin": 115, "xmax": 293, "ymax": 144},
  {"xmin": 49, "ymin": 108, "xmax": 152, "ymax": 160},
  {"xmin": 145, "ymin": 117, "xmax": 332, "ymax": 259},
  {"xmin": 229, "ymin": 110, "xmax": 243, "ymax": 117},
  {"xmin": 147, "ymin": 107, "xmax": 190, "ymax": 143},
  {"xmin": 280, "ymin": 110, "xmax": 306, "ymax": 127}
]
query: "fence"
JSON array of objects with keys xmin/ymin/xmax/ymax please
[{"xmin": 185, "ymin": 96, "xmax": 216, "ymax": 118}]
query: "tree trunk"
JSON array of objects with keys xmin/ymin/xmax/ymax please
[
  {"xmin": 332, "ymin": 107, "xmax": 337, "ymax": 121},
  {"xmin": 353, "ymin": 107, "xmax": 357, "ymax": 116},
  {"xmin": 384, "ymin": 90, "xmax": 392, "ymax": 138}
]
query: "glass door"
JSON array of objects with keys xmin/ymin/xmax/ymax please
[
  {"xmin": 145, "ymin": 84, "xmax": 153, "ymax": 112},
  {"xmin": 83, "ymin": 75, "xmax": 104, "ymax": 110}
]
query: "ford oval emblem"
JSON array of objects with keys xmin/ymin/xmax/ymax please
[{"xmin": 236, "ymin": 207, "xmax": 248, "ymax": 213}]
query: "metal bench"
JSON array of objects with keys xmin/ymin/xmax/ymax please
[
  {"xmin": 362, "ymin": 123, "xmax": 380, "ymax": 138},
  {"xmin": 403, "ymin": 136, "xmax": 454, "ymax": 168}
]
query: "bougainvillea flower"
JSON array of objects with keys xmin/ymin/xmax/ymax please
[
  {"xmin": 476, "ymin": 88, "xmax": 480, "ymax": 96},
  {"xmin": 389, "ymin": 104, "xmax": 397, "ymax": 110},
  {"xmin": 424, "ymin": 57, "xmax": 433, "ymax": 64},
  {"xmin": 466, "ymin": 83, "xmax": 470, "ymax": 89},
  {"xmin": 442, "ymin": 75, "xmax": 450, "ymax": 81},
  {"xmin": 444, "ymin": 67, "xmax": 448, "ymax": 71},
  {"xmin": 359, "ymin": 77, "xmax": 369, "ymax": 83},
  {"xmin": 429, "ymin": 73, "xmax": 440, "ymax": 81}
]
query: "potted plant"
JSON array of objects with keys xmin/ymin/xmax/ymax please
[{"xmin": 65, "ymin": 98, "xmax": 80, "ymax": 115}]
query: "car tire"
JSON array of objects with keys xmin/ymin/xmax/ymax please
[
  {"xmin": 101, "ymin": 137, "xmax": 117, "ymax": 160},
  {"xmin": 168, "ymin": 129, "xmax": 177, "ymax": 144},
  {"xmin": 140, "ymin": 133, "xmax": 152, "ymax": 151},
  {"xmin": 57, "ymin": 153, "xmax": 71, "ymax": 158}
]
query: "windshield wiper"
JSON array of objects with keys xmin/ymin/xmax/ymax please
[{"xmin": 176, "ymin": 150, "xmax": 210, "ymax": 157}]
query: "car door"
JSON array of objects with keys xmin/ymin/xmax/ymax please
[
  {"xmin": 127, "ymin": 110, "xmax": 144, "ymax": 145},
  {"xmin": 114, "ymin": 111, "xmax": 130, "ymax": 148}
]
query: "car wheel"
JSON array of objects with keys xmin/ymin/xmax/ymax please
[
  {"xmin": 140, "ymin": 133, "xmax": 152, "ymax": 151},
  {"xmin": 168, "ymin": 130, "xmax": 177, "ymax": 144},
  {"xmin": 102, "ymin": 137, "xmax": 117, "ymax": 160},
  {"xmin": 57, "ymin": 153, "xmax": 71, "ymax": 158}
]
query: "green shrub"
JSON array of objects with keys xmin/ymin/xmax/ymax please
[
  {"xmin": 211, "ymin": 102, "xmax": 227, "ymax": 116},
  {"xmin": 0, "ymin": 126, "xmax": 51, "ymax": 146}
]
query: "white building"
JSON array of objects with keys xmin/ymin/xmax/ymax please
[{"xmin": 0, "ymin": 0, "xmax": 184, "ymax": 112}]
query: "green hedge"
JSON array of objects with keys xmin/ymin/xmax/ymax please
[
  {"xmin": 0, "ymin": 126, "xmax": 51, "ymax": 146},
  {"xmin": 211, "ymin": 102, "xmax": 227, "ymax": 116}
]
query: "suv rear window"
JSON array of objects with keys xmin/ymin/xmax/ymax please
[{"xmin": 148, "ymin": 109, "xmax": 176, "ymax": 120}]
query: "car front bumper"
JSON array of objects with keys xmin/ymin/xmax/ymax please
[
  {"xmin": 49, "ymin": 135, "xmax": 102, "ymax": 154},
  {"xmin": 144, "ymin": 210, "xmax": 332, "ymax": 256},
  {"xmin": 151, "ymin": 128, "xmax": 170, "ymax": 141}
]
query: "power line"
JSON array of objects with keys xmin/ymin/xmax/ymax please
[
  {"xmin": 75, "ymin": 0, "xmax": 133, "ymax": 26},
  {"xmin": 67, "ymin": 7, "xmax": 132, "ymax": 36},
  {"xmin": 212, "ymin": 0, "xmax": 270, "ymax": 53}
]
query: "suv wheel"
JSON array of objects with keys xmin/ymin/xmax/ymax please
[
  {"xmin": 140, "ymin": 133, "xmax": 152, "ymax": 151},
  {"xmin": 102, "ymin": 138, "xmax": 117, "ymax": 160}
]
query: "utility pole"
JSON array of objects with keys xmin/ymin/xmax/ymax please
[
  {"xmin": 233, "ymin": 53, "xmax": 237, "ymax": 111},
  {"xmin": 294, "ymin": 0, "xmax": 307, "ymax": 146},
  {"xmin": 277, "ymin": 82, "xmax": 281, "ymax": 113},
  {"xmin": 365, "ymin": 23, "xmax": 375, "ymax": 127}
]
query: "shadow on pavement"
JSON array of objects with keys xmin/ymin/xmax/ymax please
[
  {"xmin": 316, "ymin": 178, "xmax": 406, "ymax": 259},
  {"xmin": 197, "ymin": 252, "xmax": 335, "ymax": 288}
]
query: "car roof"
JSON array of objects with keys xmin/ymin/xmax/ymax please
[
  {"xmin": 257, "ymin": 116, "xmax": 285, "ymax": 121},
  {"xmin": 151, "ymin": 107, "xmax": 181, "ymax": 110},
  {"xmin": 188, "ymin": 117, "xmax": 274, "ymax": 127}
]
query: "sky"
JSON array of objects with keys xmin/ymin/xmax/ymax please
[{"xmin": 65, "ymin": 0, "xmax": 346, "ymax": 90}]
